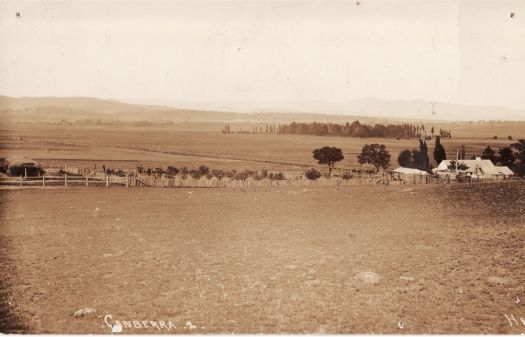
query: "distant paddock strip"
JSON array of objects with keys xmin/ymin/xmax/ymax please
[{"xmin": 0, "ymin": 174, "xmax": 521, "ymax": 188}]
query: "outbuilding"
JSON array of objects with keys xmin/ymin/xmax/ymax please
[
  {"xmin": 1, "ymin": 157, "xmax": 43, "ymax": 177},
  {"xmin": 391, "ymin": 167, "xmax": 429, "ymax": 179}
]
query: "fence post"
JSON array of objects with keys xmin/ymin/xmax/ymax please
[
  {"xmin": 125, "ymin": 174, "xmax": 129, "ymax": 188},
  {"xmin": 19, "ymin": 175, "xmax": 22, "ymax": 187},
  {"xmin": 85, "ymin": 176, "xmax": 89, "ymax": 187},
  {"xmin": 42, "ymin": 175, "xmax": 45, "ymax": 187},
  {"xmin": 106, "ymin": 175, "xmax": 109, "ymax": 187},
  {"xmin": 64, "ymin": 174, "xmax": 67, "ymax": 187}
]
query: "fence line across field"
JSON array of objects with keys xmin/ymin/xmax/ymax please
[
  {"xmin": 1, "ymin": 173, "xmax": 519, "ymax": 188},
  {"xmin": 0, "ymin": 175, "xmax": 128, "ymax": 187}
]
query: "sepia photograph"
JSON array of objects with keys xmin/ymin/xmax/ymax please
[{"xmin": 0, "ymin": 0, "xmax": 524, "ymax": 334}]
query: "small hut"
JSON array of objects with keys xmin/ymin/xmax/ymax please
[
  {"xmin": 391, "ymin": 167, "xmax": 429, "ymax": 180},
  {"xmin": 1, "ymin": 157, "xmax": 43, "ymax": 177}
]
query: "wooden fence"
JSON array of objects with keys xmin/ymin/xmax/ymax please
[
  {"xmin": 0, "ymin": 175, "xmax": 128, "ymax": 187},
  {"xmin": 0, "ymin": 173, "xmax": 520, "ymax": 188}
]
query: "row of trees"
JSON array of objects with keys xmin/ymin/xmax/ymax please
[
  {"xmin": 279, "ymin": 121, "xmax": 443, "ymax": 139},
  {"xmin": 396, "ymin": 136, "xmax": 448, "ymax": 171},
  {"xmin": 313, "ymin": 145, "xmax": 391, "ymax": 174},
  {"xmin": 222, "ymin": 124, "xmax": 278, "ymax": 134}
]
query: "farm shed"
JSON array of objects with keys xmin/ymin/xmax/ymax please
[
  {"xmin": 390, "ymin": 167, "xmax": 429, "ymax": 180},
  {"xmin": 1, "ymin": 157, "xmax": 43, "ymax": 177},
  {"xmin": 434, "ymin": 158, "xmax": 514, "ymax": 179}
]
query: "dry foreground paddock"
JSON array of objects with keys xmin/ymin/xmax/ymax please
[{"xmin": 1, "ymin": 182, "xmax": 525, "ymax": 334}]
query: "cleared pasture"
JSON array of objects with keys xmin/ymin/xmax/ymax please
[
  {"xmin": 0, "ymin": 123, "xmax": 519, "ymax": 173},
  {"xmin": 0, "ymin": 182, "xmax": 524, "ymax": 333}
]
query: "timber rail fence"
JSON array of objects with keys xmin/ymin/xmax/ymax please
[
  {"xmin": 0, "ymin": 173, "xmax": 521, "ymax": 188},
  {"xmin": 0, "ymin": 175, "xmax": 128, "ymax": 187}
]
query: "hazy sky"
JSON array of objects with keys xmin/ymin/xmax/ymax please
[{"xmin": 1, "ymin": 0, "xmax": 524, "ymax": 114}]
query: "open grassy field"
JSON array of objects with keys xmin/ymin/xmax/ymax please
[
  {"xmin": 0, "ymin": 182, "xmax": 524, "ymax": 334},
  {"xmin": 1, "ymin": 123, "xmax": 520, "ymax": 173}
]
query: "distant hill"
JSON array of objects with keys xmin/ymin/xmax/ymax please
[
  {"xmin": 1, "ymin": 95, "xmax": 524, "ymax": 125},
  {"xmin": 329, "ymin": 98, "xmax": 525, "ymax": 122},
  {"xmin": 0, "ymin": 96, "xmax": 163, "ymax": 113},
  {"xmin": 128, "ymin": 97, "xmax": 525, "ymax": 122},
  {"xmin": 0, "ymin": 95, "xmax": 400, "ymax": 124}
]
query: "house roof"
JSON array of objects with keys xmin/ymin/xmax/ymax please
[
  {"xmin": 436, "ymin": 159, "xmax": 513, "ymax": 176},
  {"xmin": 492, "ymin": 166, "xmax": 514, "ymax": 176},
  {"xmin": 2, "ymin": 157, "xmax": 42, "ymax": 169},
  {"xmin": 392, "ymin": 167, "xmax": 429, "ymax": 175}
]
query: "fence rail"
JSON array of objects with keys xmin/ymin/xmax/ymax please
[
  {"xmin": 0, "ymin": 175, "xmax": 128, "ymax": 187},
  {"xmin": 0, "ymin": 174, "xmax": 521, "ymax": 188}
]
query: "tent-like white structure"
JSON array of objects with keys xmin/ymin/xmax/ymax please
[
  {"xmin": 391, "ymin": 167, "xmax": 429, "ymax": 181},
  {"xmin": 392, "ymin": 167, "xmax": 429, "ymax": 175},
  {"xmin": 434, "ymin": 158, "xmax": 514, "ymax": 179}
]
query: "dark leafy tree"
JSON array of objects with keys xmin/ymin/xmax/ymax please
[
  {"xmin": 498, "ymin": 146, "xmax": 516, "ymax": 167},
  {"xmin": 481, "ymin": 146, "xmax": 497, "ymax": 164},
  {"xmin": 447, "ymin": 160, "xmax": 469, "ymax": 171},
  {"xmin": 433, "ymin": 136, "xmax": 446, "ymax": 165},
  {"xmin": 357, "ymin": 144, "xmax": 391, "ymax": 173},
  {"xmin": 510, "ymin": 139, "xmax": 525, "ymax": 176},
  {"xmin": 312, "ymin": 146, "xmax": 344, "ymax": 175},
  {"xmin": 398, "ymin": 149, "xmax": 416, "ymax": 168},
  {"xmin": 415, "ymin": 139, "xmax": 430, "ymax": 171}
]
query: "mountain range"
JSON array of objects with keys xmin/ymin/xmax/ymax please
[{"xmin": 0, "ymin": 95, "xmax": 523, "ymax": 123}]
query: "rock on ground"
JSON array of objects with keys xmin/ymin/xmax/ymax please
[
  {"xmin": 355, "ymin": 271, "xmax": 380, "ymax": 284},
  {"xmin": 73, "ymin": 307, "xmax": 96, "ymax": 318}
]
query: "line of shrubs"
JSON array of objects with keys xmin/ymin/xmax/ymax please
[
  {"xmin": 304, "ymin": 168, "xmax": 353, "ymax": 180},
  {"xmin": 102, "ymin": 165, "xmax": 358, "ymax": 182},
  {"xmin": 136, "ymin": 165, "xmax": 286, "ymax": 181}
]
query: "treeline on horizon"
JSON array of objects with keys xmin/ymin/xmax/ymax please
[{"xmin": 277, "ymin": 121, "xmax": 452, "ymax": 139}]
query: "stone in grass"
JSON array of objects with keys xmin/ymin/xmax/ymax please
[
  {"xmin": 93, "ymin": 207, "xmax": 102, "ymax": 218},
  {"xmin": 399, "ymin": 276, "xmax": 416, "ymax": 282},
  {"xmin": 73, "ymin": 307, "xmax": 96, "ymax": 318},
  {"xmin": 487, "ymin": 276, "xmax": 511, "ymax": 285},
  {"xmin": 304, "ymin": 279, "xmax": 321, "ymax": 287},
  {"xmin": 355, "ymin": 271, "xmax": 380, "ymax": 284}
]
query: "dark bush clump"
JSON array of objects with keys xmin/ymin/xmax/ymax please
[
  {"xmin": 342, "ymin": 172, "xmax": 353, "ymax": 180},
  {"xmin": 167, "ymin": 166, "xmax": 179, "ymax": 175},
  {"xmin": 269, "ymin": 172, "xmax": 285, "ymax": 180},
  {"xmin": 198, "ymin": 165, "xmax": 210, "ymax": 176},
  {"xmin": 305, "ymin": 168, "xmax": 322, "ymax": 180}
]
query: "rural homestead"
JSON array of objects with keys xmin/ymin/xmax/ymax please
[{"xmin": 1, "ymin": 0, "xmax": 525, "ymax": 335}]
